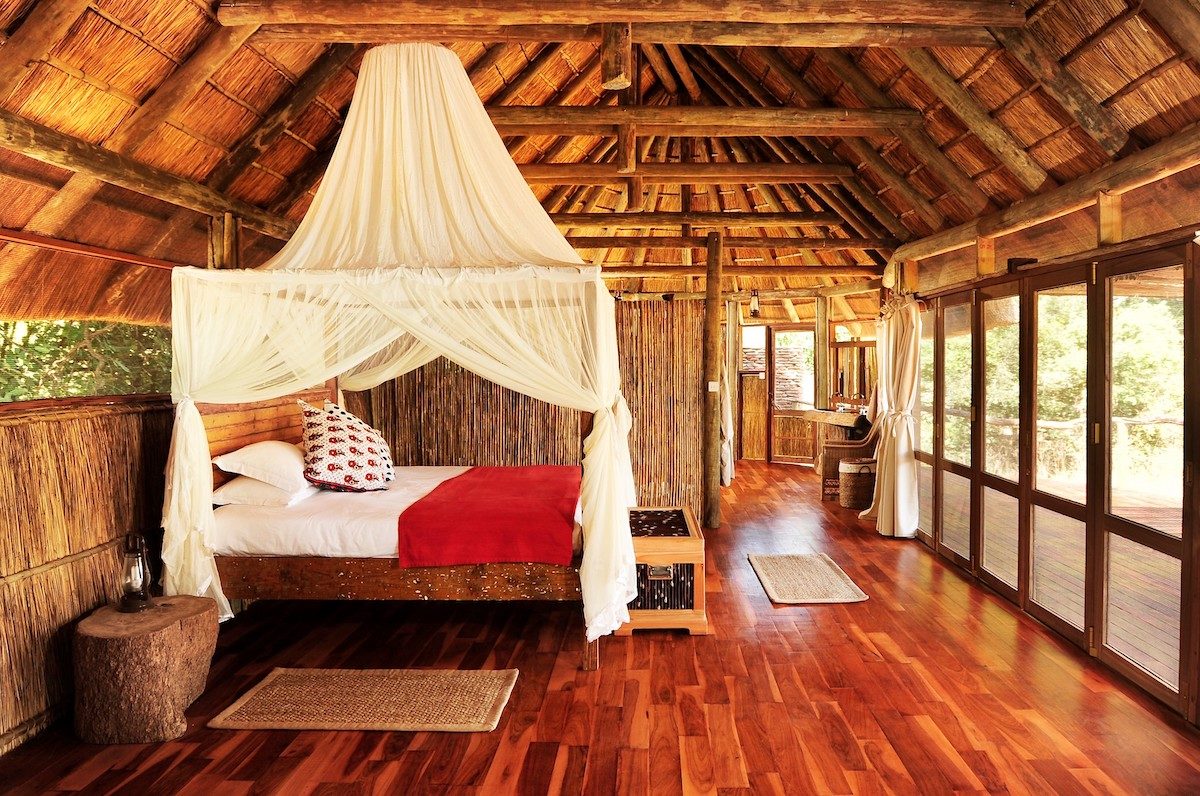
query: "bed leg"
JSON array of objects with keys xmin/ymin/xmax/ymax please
[{"xmin": 582, "ymin": 638, "xmax": 600, "ymax": 671}]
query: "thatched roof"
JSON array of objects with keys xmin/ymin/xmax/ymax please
[{"xmin": 0, "ymin": 0, "xmax": 1198, "ymax": 325}]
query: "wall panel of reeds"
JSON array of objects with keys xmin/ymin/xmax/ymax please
[
  {"xmin": 0, "ymin": 399, "xmax": 172, "ymax": 754},
  {"xmin": 349, "ymin": 301, "xmax": 705, "ymax": 517}
]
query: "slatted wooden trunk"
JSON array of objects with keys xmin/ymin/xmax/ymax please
[{"xmin": 616, "ymin": 507, "xmax": 707, "ymax": 635}]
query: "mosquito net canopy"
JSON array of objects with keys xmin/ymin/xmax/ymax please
[{"xmin": 162, "ymin": 43, "xmax": 637, "ymax": 641}]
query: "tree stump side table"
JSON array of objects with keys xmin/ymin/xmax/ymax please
[{"xmin": 74, "ymin": 595, "xmax": 217, "ymax": 744}]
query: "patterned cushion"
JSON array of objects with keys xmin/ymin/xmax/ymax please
[{"xmin": 298, "ymin": 400, "xmax": 395, "ymax": 492}]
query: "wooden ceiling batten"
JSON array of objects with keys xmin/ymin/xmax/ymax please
[
  {"xmin": 0, "ymin": 0, "xmax": 92, "ymax": 101},
  {"xmin": 602, "ymin": 264, "xmax": 884, "ymax": 277},
  {"xmin": 520, "ymin": 161, "xmax": 854, "ymax": 184},
  {"xmin": 215, "ymin": 2, "xmax": 1027, "ymax": 28}
]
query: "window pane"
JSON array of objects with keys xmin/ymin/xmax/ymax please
[
  {"xmin": 983, "ymin": 296, "xmax": 1020, "ymax": 480},
  {"xmin": 741, "ymin": 325, "xmax": 766, "ymax": 371},
  {"xmin": 941, "ymin": 470, "xmax": 971, "ymax": 558},
  {"xmin": 0, "ymin": 320, "xmax": 170, "ymax": 402},
  {"xmin": 942, "ymin": 304, "xmax": 972, "ymax": 466},
  {"xmin": 772, "ymin": 330, "xmax": 815, "ymax": 411},
  {"xmin": 981, "ymin": 488, "xmax": 1019, "ymax": 589},
  {"xmin": 917, "ymin": 307, "xmax": 935, "ymax": 453},
  {"xmin": 918, "ymin": 460, "xmax": 934, "ymax": 536},
  {"xmin": 1108, "ymin": 265, "xmax": 1184, "ymax": 538},
  {"xmin": 1035, "ymin": 286, "xmax": 1088, "ymax": 503},
  {"xmin": 1031, "ymin": 507, "xmax": 1086, "ymax": 630},
  {"xmin": 1105, "ymin": 534, "xmax": 1181, "ymax": 690}
]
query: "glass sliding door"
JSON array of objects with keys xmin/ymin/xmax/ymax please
[
  {"xmin": 1096, "ymin": 258, "xmax": 1187, "ymax": 701},
  {"xmin": 1028, "ymin": 269, "xmax": 1090, "ymax": 640},
  {"xmin": 938, "ymin": 297, "xmax": 974, "ymax": 563},
  {"xmin": 980, "ymin": 289, "xmax": 1021, "ymax": 593}
]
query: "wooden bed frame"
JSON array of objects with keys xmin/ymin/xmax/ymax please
[{"xmin": 198, "ymin": 387, "xmax": 600, "ymax": 670}]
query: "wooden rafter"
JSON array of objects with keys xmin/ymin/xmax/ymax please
[
  {"xmin": 568, "ymin": 235, "xmax": 896, "ymax": 249},
  {"xmin": 989, "ymin": 26, "xmax": 1130, "ymax": 158},
  {"xmin": 813, "ymin": 49, "xmax": 993, "ymax": 213},
  {"xmin": 895, "ymin": 48, "xmax": 1054, "ymax": 194},
  {"xmin": 602, "ymin": 264, "xmax": 884, "ymax": 277},
  {"xmin": 217, "ymin": 2, "xmax": 1026, "ymax": 28},
  {"xmin": 0, "ymin": 0, "xmax": 92, "ymax": 100}
]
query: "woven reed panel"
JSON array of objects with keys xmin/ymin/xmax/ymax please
[
  {"xmin": 0, "ymin": 399, "xmax": 171, "ymax": 753},
  {"xmin": 615, "ymin": 300, "xmax": 704, "ymax": 519}
]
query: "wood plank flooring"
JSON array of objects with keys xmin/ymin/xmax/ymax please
[{"xmin": 4, "ymin": 461, "xmax": 1200, "ymax": 794}]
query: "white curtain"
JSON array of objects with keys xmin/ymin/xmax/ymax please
[
  {"xmin": 860, "ymin": 296, "xmax": 921, "ymax": 537},
  {"xmin": 161, "ymin": 43, "xmax": 639, "ymax": 641}
]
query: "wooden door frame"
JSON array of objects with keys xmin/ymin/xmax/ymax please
[{"xmin": 766, "ymin": 323, "xmax": 817, "ymax": 465}]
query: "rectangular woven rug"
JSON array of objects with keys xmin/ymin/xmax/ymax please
[
  {"xmin": 208, "ymin": 668, "xmax": 519, "ymax": 732},
  {"xmin": 748, "ymin": 553, "xmax": 869, "ymax": 604}
]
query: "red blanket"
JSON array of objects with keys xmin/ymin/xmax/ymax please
[{"xmin": 398, "ymin": 466, "xmax": 581, "ymax": 567}]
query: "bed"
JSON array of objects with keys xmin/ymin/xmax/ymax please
[{"xmin": 199, "ymin": 389, "xmax": 601, "ymax": 668}]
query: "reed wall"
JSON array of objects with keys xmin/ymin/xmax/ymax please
[
  {"xmin": 0, "ymin": 398, "xmax": 173, "ymax": 755},
  {"xmin": 349, "ymin": 299, "xmax": 706, "ymax": 517}
]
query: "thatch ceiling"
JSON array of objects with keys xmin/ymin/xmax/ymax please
[{"xmin": 0, "ymin": 0, "xmax": 1196, "ymax": 326}]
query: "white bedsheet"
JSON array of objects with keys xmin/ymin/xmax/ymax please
[
  {"xmin": 211, "ymin": 466, "xmax": 469, "ymax": 558},
  {"xmin": 210, "ymin": 465, "xmax": 584, "ymax": 559}
]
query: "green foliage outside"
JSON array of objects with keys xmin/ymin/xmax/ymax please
[{"xmin": 0, "ymin": 320, "xmax": 171, "ymax": 402}]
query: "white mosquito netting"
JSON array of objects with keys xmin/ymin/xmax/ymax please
[{"xmin": 162, "ymin": 43, "xmax": 638, "ymax": 641}]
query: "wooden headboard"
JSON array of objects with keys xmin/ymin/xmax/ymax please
[{"xmin": 198, "ymin": 385, "xmax": 335, "ymax": 486}]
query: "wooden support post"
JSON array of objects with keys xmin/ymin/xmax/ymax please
[
  {"xmin": 976, "ymin": 236, "xmax": 997, "ymax": 276},
  {"xmin": 207, "ymin": 214, "xmax": 224, "ymax": 269},
  {"xmin": 616, "ymin": 124, "xmax": 637, "ymax": 174},
  {"xmin": 902, "ymin": 259, "xmax": 919, "ymax": 293},
  {"xmin": 1098, "ymin": 190, "xmax": 1123, "ymax": 245},
  {"xmin": 701, "ymin": 231, "xmax": 724, "ymax": 529},
  {"xmin": 600, "ymin": 22, "xmax": 632, "ymax": 90},
  {"xmin": 815, "ymin": 296, "xmax": 830, "ymax": 411},
  {"xmin": 223, "ymin": 212, "xmax": 241, "ymax": 269}
]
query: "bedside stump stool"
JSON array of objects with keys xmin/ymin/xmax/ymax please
[{"xmin": 74, "ymin": 595, "xmax": 217, "ymax": 744}]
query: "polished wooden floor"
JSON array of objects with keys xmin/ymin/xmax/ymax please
[{"xmin": 5, "ymin": 462, "xmax": 1200, "ymax": 794}]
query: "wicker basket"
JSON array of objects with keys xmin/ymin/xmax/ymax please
[{"xmin": 838, "ymin": 458, "xmax": 876, "ymax": 510}]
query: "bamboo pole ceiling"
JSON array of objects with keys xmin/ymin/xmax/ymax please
[{"xmin": 0, "ymin": 0, "xmax": 1195, "ymax": 325}]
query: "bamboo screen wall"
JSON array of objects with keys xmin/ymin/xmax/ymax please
[
  {"xmin": 0, "ymin": 399, "xmax": 172, "ymax": 754},
  {"xmin": 348, "ymin": 299, "xmax": 705, "ymax": 517}
]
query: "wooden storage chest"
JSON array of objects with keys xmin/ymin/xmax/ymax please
[{"xmin": 616, "ymin": 507, "xmax": 708, "ymax": 635}]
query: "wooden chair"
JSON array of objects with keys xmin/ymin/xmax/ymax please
[{"xmin": 818, "ymin": 424, "xmax": 878, "ymax": 501}]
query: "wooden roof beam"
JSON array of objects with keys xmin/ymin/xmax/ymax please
[
  {"xmin": 613, "ymin": 279, "xmax": 884, "ymax": 302},
  {"xmin": 889, "ymin": 121, "xmax": 1200, "ymax": 266},
  {"xmin": 219, "ymin": 2, "xmax": 1026, "ymax": 28},
  {"xmin": 1142, "ymin": 0, "xmax": 1200, "ymax": 65},
  {"xmin": 602, "ymin": 264, "xmax": 885, "ymax": 277},
  {"xmin": 989, "ymin": 26, "xmax": 1130, "ymax": 158},
  {"xmin": 0, "ymin": 106, "xmax": 294, "ymax": 239},
  {"xmin": 255, "ymin": 22, "xmax": 1003, "ymax": 48},
  {"xmin": 812, "ymin": 49, "xmax": 993, "ymax": 213},
  {"xmin": 895, "ymin": 48, "xmax": 1053, "ymax": 194},
  {"xmin": 488, "ymin": 105, "xmax": 921, "ymax": 138},
  {"xmin": 520, "ymin": 162, "xmax": 853, "ymax": 184},
  {"xmin": 569, "ymin": 235, "xmax": 897, "ymax": 250},
  {"xmin": 552, "ymin": 211, "xmax": 842, "ymax": 227}
]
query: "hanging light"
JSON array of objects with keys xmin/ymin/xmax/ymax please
[
  {"xmin": 749, "ymin": 289, "xmax": 760, "ymax": 318},
  {"xmin": 117, "ymin": 533, "xmax": 154, "ymax": 613}
]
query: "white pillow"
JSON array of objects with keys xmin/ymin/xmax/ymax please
[
  {"xmin": 213, "ymin": 475, "xmax": 318, "ymax": 508},
  {"xmin": 212, "ymin": 440, "xmax": 308, "ymax": 493}
]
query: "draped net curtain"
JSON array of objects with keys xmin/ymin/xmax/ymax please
[
  {"xmin": 860, "ymin": 295, "xmax": 921, "ymax": 537},
  {"xmin": 161, "ymin": 43, "xmax": 639, "ymax": 641}
]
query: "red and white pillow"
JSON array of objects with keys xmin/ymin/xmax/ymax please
[{"xmin": 298, "ymin": 400, "xmax": 394, "ymax": 492}]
